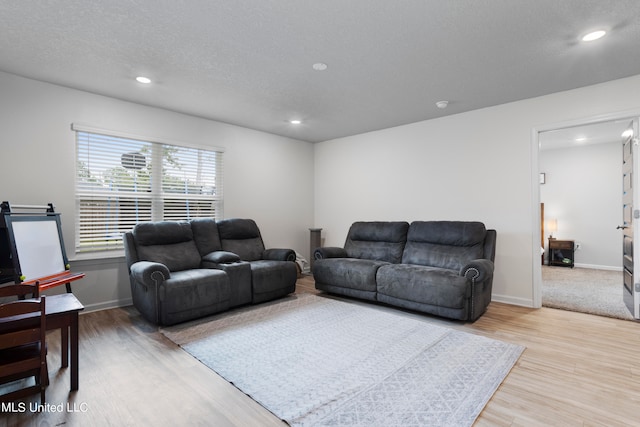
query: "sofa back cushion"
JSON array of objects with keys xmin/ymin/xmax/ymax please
[
  {"xmin": 402, "ymin": 221, "xmax": 487, "ymax": 270},
  {"xmin": 217, "ymin": 218, "xmax": 265, "ymax": 261},
  {"xmin": 344, "ymin": 221, "xmax": 409, "ymax": 263},
  {"xmin": 132, "ymin": 221, "xmax": 202, "ymax": 271},
  {"xmin": 190, "ymin": 218, "xmax": 223, "ymax": 255}
]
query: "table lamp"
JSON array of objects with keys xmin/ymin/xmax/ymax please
[{"xmin": 547, "ymin": 219, "xmax": 557, "ymax": 239}]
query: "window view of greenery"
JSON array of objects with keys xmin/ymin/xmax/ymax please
[{"xmin": 75, "ymin": 131, "xmax": 222, "ymax": 252}]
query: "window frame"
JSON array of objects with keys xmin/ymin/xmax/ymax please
[{"xmin": 72, "ymin": 124, "xmax": 224, "ymax": 255}]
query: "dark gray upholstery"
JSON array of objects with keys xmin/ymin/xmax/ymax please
[
  {"xmin": 249, "ymin": 260, "xmax": 297, "ymax": 303},
  {"xmin": 216, "ymin": 218, "xmax": 297, "ymax": 303},
  {"xmin": 190, "ymin": 217, "xmax": 223, "ymax": 254},
  {"xmin": 124, "ymin": 218, "xmax": 297, "ymax": 325},
  {"xmin": 158, "ymin": 269, "xmax": 230, "ymax": 324},
  {"xmin": 124, "ymin": 221, "xmax": 231, "ymax": 325},
  {"xmin": 313, "ymin": 220, "xmax": 496, "ymax": 321},
  {"xmin": 313, "ymin": 258, "xmax": 388, "ymax": 301},
  {"xmin": 401, "ymin": 221, "xmax": 486, "ymax": 270},
  {"xmin": 217, "ymin": 218, "xmax": 265, "ymax": 261},
  {"xmin": 201, "ymin": 260, "xmax": 252, "ymax": 307},
  {"xmin": 344, "ymin": 221, "xmax": 409, "ymax": 262},
  {"xmin": 192, "ymin": 218, "xmax": 252, "ymax": 307},
  {"xmin": 314, "ymin": 222, "xmax": 408, "ymax": 300},
  {"xmin": 132, "ymin": 221, "xmax": 202, "ymax": 271}
]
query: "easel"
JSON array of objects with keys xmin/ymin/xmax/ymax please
[{"xmin": 0, "ymin": 201, "xmax": 84, "ymax": 293}]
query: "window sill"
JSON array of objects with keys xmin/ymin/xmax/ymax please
[{"xmin": 69, "ymin": 251, "xmax": 126, "ymax": 266}]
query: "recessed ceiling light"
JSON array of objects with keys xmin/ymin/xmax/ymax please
[
  {"xmin": 136, "ymin": 76, "xmax": 152, "ymax": 84},
  {"xmin": 289, "ymin": 119, "xmax": 302, "ymax": 125},
  {"xmin": 435, "ymin": 100, "xmax": 449, "ymax": 109},
  {"xmin": 312, "ymin": 63, "xmax": 328, "ymax": 71},
  {"xmin": 575, "ymin": 137, "xmax": 587, "ymax": 142},
  {"xmin": 581, "ymin": 30, "xmax": 606, "ymax": 42}
]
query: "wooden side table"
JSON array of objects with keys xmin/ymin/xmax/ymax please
[
  {"xmin": 45, "ymin": 293, "xmax": 84, "ymax": 391},
  {"xmin": 548, "ymin": 239, "xmax": 575, "ymax": 268},
  {"xmin": 0, "ymin": 293, "xmax": 84, "ymax": 390}
]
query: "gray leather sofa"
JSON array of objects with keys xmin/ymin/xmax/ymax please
[
  {"xmin": 313, "ymin": 221, "xmax": 496, "ymax": 321},
  {"xmin": 124, "ymin": 218, "xmax": 297, "ymax": 325}
]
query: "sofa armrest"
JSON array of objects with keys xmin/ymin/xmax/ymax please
[
  {"xmin": 202, "ymin": 251, "xmax": 241, "ymax": 264},
  {"xmin": 263, "ymin": 248, "xmax": 296, "ymax": 262},
  {"xmin": 460, "ymin": 259, "xmax": 494, "ymax": 282},
  {"xmin": 130, "ymin": 261, "xmax": 170, "ymax": 287},
  {"xmin": 314, "ymin": 247, "xmax": 347, "ymax": 260}
]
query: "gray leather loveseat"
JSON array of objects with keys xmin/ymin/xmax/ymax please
[
  {"xmin": 124, "ymin": 218, "xmax": 297, "ymax": 325},
  {"xmin": 313, "ymin": 221, "xmax": 496, "ymax": 321}
]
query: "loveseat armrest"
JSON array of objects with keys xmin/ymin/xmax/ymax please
[
  {"xmin": 314, "ymin": 247, "xmax": 347, "ymax": 260},
  {"xmin": 202, "ymin": 251, "xmax": 241, "ymax": 264},
  {"xmin": 263, "ymin": 248, "xmax": 296, "ymax": 262},
  {"xmin": 460, "ymin": 259, "xmax": 494, "ymax": 282},
  {"xmin": 130, "ymin": 261, "xmax": 171, "ymax": 287}
]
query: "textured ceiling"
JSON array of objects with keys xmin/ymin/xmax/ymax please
[{"xmin": 1, "ymin": 0, "xmax": 639, "ymax": 143}]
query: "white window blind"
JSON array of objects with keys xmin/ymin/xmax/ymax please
[{"xmin": 74, "ymin": 127, "xmax": 223, "ymax": 253}]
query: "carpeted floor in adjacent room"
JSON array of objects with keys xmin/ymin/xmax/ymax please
[{"xmin": 542, "ymin": 266, "xmax": 634, "ymax": 321}]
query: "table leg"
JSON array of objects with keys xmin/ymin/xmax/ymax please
[
  {"xmin": 60, "ymin": 326, "xmax": 69, "ymax": 368},
  {"xmin": 70, "ymin": 312, "xmax": 79, "ymax": 391}
]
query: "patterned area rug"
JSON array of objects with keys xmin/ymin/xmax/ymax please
[
  {"xmin": 161, "ymin": 294, "xmax": 524, "ymax": 427},
  {"xmin": 542, "ymin": 266, "xmax": 634, "ymax": 321}
]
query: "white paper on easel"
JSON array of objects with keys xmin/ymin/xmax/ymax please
[{"xmin": 11, "ymin": 219, "xmax": 66, "ymax": 282}]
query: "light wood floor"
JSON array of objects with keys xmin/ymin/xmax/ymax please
[{"xmin": 2, "ymin": 276, "xmax": 640, "ymax": 426}]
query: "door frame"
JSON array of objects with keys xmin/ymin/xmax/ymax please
[
  {"xmin": 531, "ymin": 109, "xmax": 640, "ymax": 309},
  {"xmin": 626, "ymin": 119, "xmax": 640, "ymax": 318}
]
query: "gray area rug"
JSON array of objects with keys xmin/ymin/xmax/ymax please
[
  {"xmin": 162, "ymin": 294, "xmax": 524, "ymax": 427},
  {"xmin": 542, "ymin": 266, "xmax": 634, "ymax": 321}
]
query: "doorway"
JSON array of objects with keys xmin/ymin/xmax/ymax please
[{"xmin": 533, "ymin": 115, "xmax": 639, "ymax": 319}]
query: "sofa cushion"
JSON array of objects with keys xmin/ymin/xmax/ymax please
[
  {"xmin": 313, "ymin": 258, "xmax": 389, "ymax": 293},
  {"xmin": 133, "ymin": 221, "xmax": 202, "ymax": 271},
  {"xmin": 136, "ymin": 241, "xmax": 202, "ymax": 272},
  {"xmin": 376, "ymin": 264, "xmax": 469, "ymax": 309},
  {"xmin": 249, "ymin": 260, "xmax": 297, "ymax": 303},
  {"xmin": 190, "ymin": 218, "xmax": 223, "ymax": 255},
  {"xmin": 161, "ymin": 269, "xmax": 230, "ymax": 324},
  {"xmin": 402, "ymin": 221, "xmax": 486, "ymax": 270},
  {"xmin": 133, "ymin": 221, "xmax": 193, "ymax": 245},
  {"xmin": 217, "ymin": 218, "xmax": 265, "ymax": 261},
  {"xmin": 344, "ymin": 221, "xmax": 409, "ymax": 263}
]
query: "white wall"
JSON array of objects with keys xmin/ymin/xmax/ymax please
[
  {"xmin": 540, "ymin": 142, "xmax": 622, "ymax": 269},
  {"xmin": 314, "ymin": 74, "xmax": 640, "ymax": 307},
  {"xmin": 2, "ymin": 69, "xmax": 639, "ymax": 311},
  {"xmin": 0, "ymin": 71, "xmax": 315, "ymax": 311}
]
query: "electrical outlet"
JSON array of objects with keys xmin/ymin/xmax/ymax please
[{"xmin": 575, "ymin": 242, "xmax": 582, "ymax": 250}]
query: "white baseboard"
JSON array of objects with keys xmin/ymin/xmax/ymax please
[
  {"xmin": 492, "ymin": 294, "xmax": 535, "ymax": 308},
  {"xmin": 572, "ymin": 263, "xmax": 622, "ymax": 271},
  {"xmin": 80, "ymin": 298, "xmax": 133, "ymax": 314}
]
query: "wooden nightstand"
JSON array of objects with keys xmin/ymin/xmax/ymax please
[{"xmin": 548, "ymin": 239, "xmax": 574, "ymax": 267}]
